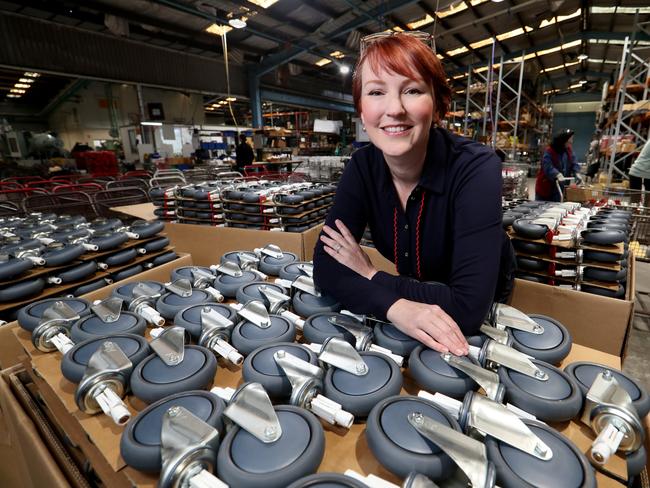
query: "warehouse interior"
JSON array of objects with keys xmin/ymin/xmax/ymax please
[{"xmin": 1, "ymin": 1, "xmax": 650, "ymax": 487}]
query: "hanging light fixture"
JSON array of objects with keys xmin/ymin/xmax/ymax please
[{"xmin": 228, "ymin": 15, "xmax": 247, "ymax": 29}]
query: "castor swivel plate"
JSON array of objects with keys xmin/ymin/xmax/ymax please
[
  {"xmin": 302, "ymin": 312, "xmax": 361, "ymax": 346},
  {"xmin": 217, "ymin": 404, "xmax": 325, "ymax": 488},
  {"xmin": 112, "ymin": 280, "xmax": 165, "ymax": 302},
  {"xmin": 279, "ymin": 261, "xmax": 313, "ymax": 282},
  {"xmin": 485, "ymin": 418, "xmax": 596, "ymax": 488},
  {"xmin": 61, "ymin": 334, "xmax": 150, "ymax": 384},
  {"xmin": 242, "ymin": 343, "xmax": 319, "ymax": 399},
  {"xmin": 365, "ymin": 395, "xmax": 461, "ymax": 480},
  {"xmin": 323, "ymin": 351, "xmax": 402, "ymax": 417},
  {"xmin": 258, "ymin": 252, "xmax": 299, "ymax": 276},
  {"xmin": 156, "ymin": 286, "xmax": 215, "ymax": 320},
  {"xmin": 130, "ymin": 344, "xmax": 218, "ymax": 404},
  {"xmin": 509, "ymin": 314, "xmax": 572, "ymax": 365},
  {"xmin": 287, "ymin": 473, "xmax": 367, "ymax": 488},
  {"xmin": 120, "ymin": 390, "xmax": 225, "ymax": 472},
  {"xmin": 18, "ymin": 297, "xmax": 91, "ymax": 332},
  {"xmin": 235, "ymin": 281, "xmax": 287, "ymax": 305},
  {"xmin": 564, "ymin": 362, "xmax": 650, "ymax": 418},
  {"xmin": 498, "ymin": 359, "xmax": 583, "ymax": 422},
  {"xmin": 70, "ymin": 311, "xmax": 146, "ymax": 343},
  {"xmin": 373, "ymin": 322, "xmax": 420, "ymax": 357}
]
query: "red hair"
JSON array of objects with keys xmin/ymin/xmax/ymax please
[{"xmin": 352, "ymin": 34, "xmax": 451, "ymax": 123}]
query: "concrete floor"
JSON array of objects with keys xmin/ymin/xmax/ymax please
[{"xmin": 623, "ymin": 260, "xmax": 650, "ymax": 392}]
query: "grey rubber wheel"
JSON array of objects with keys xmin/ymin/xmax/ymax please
[
  {"xmin": 174, "ymin": 303, "xmax": 237, "ymax": 340},
  {"xmin": 498, "ymin": 359, "xmax": 582, "ymax": 422},
  {"xmin": 323, "ymin": 351, "xmax": 403, "ymax": 417},
  {"xmin": 485, "ymin": 418, "xmax": 596, "ymax": 488},
  {"xmin": 0, "ymin": 258, "xmax": 33, "ymax": 280},
  {"xmin": 516, "ymin": 257, "xmax": 547, "ymax": 272},
  {"xmin": 512, "ymin": 240, "xmax": 547, "ymax": 255},
  {"xmin": 373, "ymin": 322, "xmax": 420, "ymax": 357},
  {"xmin": 73, "ymin": 279, "xmax": 109, "ymax": 296},
  {"xmin": 259, "ymin": 252, "xmax": 298, "ymax": 276},
  {"xmin": 582, "ymin": 249, "xmax": 621, "ymax": 263},
  {"xmin": 112, "ymin": 265, "xmax": 144, "ymax": 281},
  {"xmin": 130, "ymin": 220, "xmax": 165, "ymax": 239},
  {"xmin": 217, "ymin": 405, "xmax": 325, "ymax": 488},
  {"xmin": 213, "ymin": 271, "xmax": 258, "ymax": 298},
  {"xmin": 235, "ymin": 281, "xmax": 287, "ymax": 305},
  {"xmin": 54, "ymin": 260, "xmax": 98, "ymax": 283},
  {"xmin": 279, "ymin": 262, "xmax": 313, "ymax": 281},
  {"xmin": 408, "ymin": 346, "xmax": 480, "ymax": 399},
  {"xmin": 242, "ymin": 343, "xmax": 318, "ymax": 399},
  {"xmin": 120, "ymin": 390, "xmax": 225, "ymax": 472},
  {"xmin": 626, "ymin": 445, "xmax": 647, "ymax": 478},
  {"xmin": 103, "ymin": 248, "xmax": 137, "ymax": 267},
  {"xmin": 221, "ymin": 250, "xmax": 258, "ymax": 267},
  {"xmin": 232, "ymin": 315, "xmax": 296, "ymax": 356},
  {"xmin": 156, "ymin": 289, "xmax": 215, "ymax": 319},
  {"xmin": 302, "ymin": 312, "xmax": 360, "ymax": 346},
  {"xmin": 70, "ymin": 311, "xmax": 146, "ymax": 342},
  {"xmin": 581, "ymin": 284, "xmax": 625, "ymax": 298},
  {"xmin": 510, "ymin": 314, "xmax": 572, "ymax": 365},
  {"xmin": 18, "ymin": 297, "xmax": 92, "ymax": 332},
  {"xmin": 42, "ymin": 244, "xmax": 86, "ymax": 266},
  {"xmin": 365, "ymin": 395, "xmax": 461, "ymax": 480},
  {"xmin": 564, "ymin": 362, "xmax": 650, "ymax": 417},
  {"xmin": 112, "ymin": 281, "xmax": 165, "ymax": 303},
  {"xmin": 516, "ymin": 273, "xmax": 547, "ymax": 283},
  {"xmin": 287, "ymin": 473, "xmax": 367, "ymax": 488},
  {"xmin": 580, "ymin": 228, "xmax": 626, "ymax": 245},
  {"xmin": 292, "ymin": 291, "xmax": 342, "ymax": 317},
  {"xmin": 90, "ymin": 232, "xmax": 129, "ymax": 251},
  {"xmin": 61, "ymin": 334, "xmax": 151, "ymax": 384},
  {"xmin": 150, "ymin": 251, "xmax": 177, "ymax": 266},
  {"xmin": 583, "ymin": 266, "xmax": 627, "ymax": 283},
  {"xmin": 513, "ymin": 219, "xmax": 549, "ymax": 240},
  {"xmin": 130, "ymin": 345, "xmax": 218, "ymax": 404},
  {"xmin": 140, "ymin": 237, "xmax": 170, "ymax": 253}
]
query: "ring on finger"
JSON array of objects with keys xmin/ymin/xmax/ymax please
[{"xmin": 335, "ymin": 244, "xmax": 342, "ymax": 253}]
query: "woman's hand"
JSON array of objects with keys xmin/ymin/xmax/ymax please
[
  {"xmin": 320, "ymin": 219, "xmax": 378, "ymax": 280},
  {"xmin": 387, "ymin": 299, "xmax": 469, "ymax": 355}
]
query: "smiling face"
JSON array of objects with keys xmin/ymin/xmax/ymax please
[{"xmin": 359, "ymin": 62, "xmax": 435, "ymax": 166}]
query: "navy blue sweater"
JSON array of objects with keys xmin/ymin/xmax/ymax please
[{"xmin": 313, "ymin": 128, "xmax": 514, "ymax": 335}]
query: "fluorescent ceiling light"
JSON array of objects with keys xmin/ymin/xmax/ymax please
[
  {"xmin": 577, "ymin": 53, "xmax": 589, "ymax": 61},
  {"xmin": 205, "ymin": 23, "xmax": 232, "ymax": 36},
  {"xmin": 407, "ymin": 14, "xmax": 434, "ymax": 30},
  {"xmin": 226, "ymin": 97, "xmax": 237, "ymax": 102},
  {"xmin": 569, "ymin": 83, "xmax": 584, "ymax": 89},
  {"xmin": 10, "ymin": 88, "xmax": 25, "ymax": 94},
  {"xmin": 23, "ymin": 72, "xmax": 40, "ymax": 77},
  {"xmin": 588, "ymin": 58, "xmax": 618, "ymax": 65},
  {"xmin": 591, "ymin": 6, "xmax": 650, "ymax": 14},
  {"xmin": 541, "ymin": 60, "xmax": 580, "ymax": 73},
  {"xmin": 436, "ymin": 0, "xmax": 488, "ymax": 20},
  {"xmin": 247, "ymin": 0, "xmax": 278, "ymax": 8},
  {"xmin": 539, "ymin": 9, "xmax": 581, "ymax": 29},
  {"xmin": 315, "ymin": 58, "xmax": 332, "ymax": 67},
  {"xmin": 18, "ymin": 78, "xmax": 34, "ymax": 83},
  {"xmin": 340, "ymin": 65, "xmax": 350, "ymax": 74},
  {"xmin": 589, "ymin": 39, "xmax": 650, "ymax": 46},
  {"xmin": 6, "ymin": 94, "xmax": 20, "ymax": 98},
  {"xmin": 543, "ymin": 88, "xmax": 561, "ymax": 95},
  {"xmin": 330, "ymin": 51, "xmax": 345, "ymax": 59},
  {"xmin": 392, "ymin": 26, "xmax": 404, "ymax": 32},
  {"xmin": 228, "ymin": 16, "xmax": 247, "ymax": 29},
  {"xmin": 14, "ymin": 83, "xmax": 30, "ymax": 89},
  {"xmin": 141, "ymin": 121, "xmax": 163, "ymax": 126}
]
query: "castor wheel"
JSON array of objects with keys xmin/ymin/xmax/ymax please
[
  {"xmin": 155, "ymin": 279, "xmax": 216, "ymax": 319},
  {"xmin": 485, "ymin": 418, "xmax": 596, "ymax": 488},
  {"xmin": 373, "ymin": 321, "xmax": 420, "ymax": 357},
  {"xmin": 18, "ymin": 297, "xmax": 91, "ymax": 333},
  {"xmin": 170, "ymin": 266, "xmax": 224, "ymax": 302},
  {"xmin": 485, "ymin": 306, "xmax": 572, "ymax": 365},
  {"xmin": 221, "ymin": 250, "xmax": 260, "ymax": 270},
  {"xmin": 409, "ymin": 346, "xmax": 504, "ymax": 402},
  {"xmin": 275, "ymin": 276, "xmax": 341, "ymax": 317},
  {"xmin": 130, "ymin": 327, "xmax": 218, "ymax": 404},
  {"xmin": 319, "ymin": 338, "xmax": 403, "ymax": 418},
  {"xmin": 173, "ymin": 303, "xmax": 237, "ymax": 340},
  {"xmin": 120, "ymin": 390, "xmax": 225, "ymax": 472},
  {"xmin": 61, "ymin": 333, "xmax": 150, "ymax": 384},
  {"xmin": 564, "ymin": 362, "xmax": 650, "ymax": 418},
  {"xmin": 235, "ymin": 281, "xmax": 287, "ymax": 306},
  {"xmin": 230, "ymin": 301, "xmax": 296, "ymax": 356},
  {"xmin": 127, "ymin": 219, "xmax": 165, "ymax": 239},
  {"xmin": 497, "ymin": 357, "xmax": 583, "ymax": 422},
  {"xmin": 41, "ymin": 243, "xmax": 86, "ymax": 266},
  {"xmin": 212, "ymin": 261, "xmax": 260, "ymax": 298},
  {"xmin": 279, "ymin": 261, "xmax": 313, "ymax": 282},
  {"xmin": 365, "ymin": 395, "xmax": 462, "ymax": 480},
  {"xmin": 255, "ymin": 244, "xmax": 299, "ymax": 276},
  {"xmin": 239, "ymin": 341, "xmax": 353, "ymax": 427},
  {"xmin": 70, "ymin": 297, "xmax": 146, "ymax": 343},
  {"xmin": 215, "ymin": 382, "xmax": 325, "ymax": 488},
  {"xmin": 112, "ymin": 280, "xmax": 166, "ymax": 326},
  {"xmin": 287, "ymin": 473, "xmax": 368, "ymax": 488}
]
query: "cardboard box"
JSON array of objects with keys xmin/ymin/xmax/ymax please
[
  {"xmin": 0, "ymin": 253, "xmax": 192, "ymax": 370},
  {"xmin": 164, "ymin": 222, "xmax": 323, "ymax": 266}
]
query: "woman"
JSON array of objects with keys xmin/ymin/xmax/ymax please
[
  {"xmin": 312, "ymin": 32, "xmax": 515, "ymax": 355},
  {"xmin": 535, "ymin": 129, "xmax": 582, "ymax": 201},
  {"xmin": 628, "ymin": 139, "xmax": 650, "ymax": 204}
]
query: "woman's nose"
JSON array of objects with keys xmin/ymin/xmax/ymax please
[{"xmin": 385, "ymin": 94, "xmax": 406, "ymax": 117}]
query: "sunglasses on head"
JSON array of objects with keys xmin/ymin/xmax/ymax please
[{"xmin": 359, "ymin": 30, "xmax": 436, "ymax": 56}]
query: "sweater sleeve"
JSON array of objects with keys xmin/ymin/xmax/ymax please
[
  {"xmin": 313, "ymin": 156, "xmax": 402, "ymax": 320},
  {"xmin": 371, "ymin": 152, "xmax": 503, "ymax": 334},
  {"xmin": 542, "ymin": 151, "xmax": 560, "ymax": 179}
]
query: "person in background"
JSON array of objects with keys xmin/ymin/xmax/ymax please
[
  {"xmin": 235, "ymin": 134, "xmax": 254, "ymax": 174},
  {"xmin": 312, "ymin": 32, "xmax": 516, "ymax": 355},
  {"xmin": 628, "ymin": 138, "xmax": 650, "ymax": 204},
  {"xmin": 535, "ymin": 129, "xmax": 582, "ymax": 201}
]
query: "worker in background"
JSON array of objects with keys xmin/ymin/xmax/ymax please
[
  {"xmin": 535, "ymin": 129, "xmax": 583, "ymax": 201},
  {"xmin": 628, "ymin": 139, "xmax": 650, "ymax": 205},
  {"xmin": 313, "ymin": 32, "xmax": 516, "ymax": 355},
  {"xmin": 235, "ymin": 134, "xmax": 254, "ymax": 174}
]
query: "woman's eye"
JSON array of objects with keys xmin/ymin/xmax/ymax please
[
  {"xmin": 405, "ymin": 88, "xmax": 423, "ymax": 95},
  {"xmin": 367, "ymin": 90, "xmax": 383, "ymax": 96}
]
